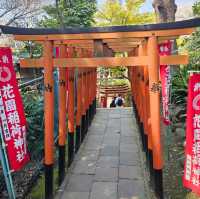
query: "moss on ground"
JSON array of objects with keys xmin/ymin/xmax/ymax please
[{"xmin": 186, "ymin": 192, "xmax": 200, "ymax": 199}]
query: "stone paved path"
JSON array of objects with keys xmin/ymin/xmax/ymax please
[{"xmin": 56, "ymin": 108, "xmax": 148, "ymax": 199}]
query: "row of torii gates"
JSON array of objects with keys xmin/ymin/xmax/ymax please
[{"xmin": 1, "ymin": 18, "xmax": 200, "ymax": 199}]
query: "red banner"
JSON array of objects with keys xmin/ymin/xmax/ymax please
[
  {"xmin": 0, "ymin": 47, "xmax": 29, "ymax": 171},
  {"xmin": 183, "ymin": 74, "xmax": 200, "ymax": 194},
  {"xmin": 159, "ymin": 41, "xmax": 172, "ymax": 125}
]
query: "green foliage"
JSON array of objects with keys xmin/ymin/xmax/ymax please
[
  {"xmin": 95, "ymin": 0, "xmax": 155, "ymax": 26},
  {"xmin": 21, "ymin": 89, "xmax": 44, "ymax": 159},
  {"xmin": 96, "ymin": 0, "xmax": 155, "ymax": 83},
  {"xmin": 110, "ymin": 66, "xmax": 127, "ymax": 78},
  {"xmin": 183, "ymin": 29, "xmax": 200, "ymax": 69},
  {"xmin": 171, "ymin": 67, "xmax": 188, "ymax": 107},
  {"xmin": 170, "ymin": 66, "xmax": 188, "ymax": 128},
  {"xmin": 39, "ymin": 0, "xmax": 97, "ymax": 28},
  {"xmin": 107, "ymin": 53, "xmax": 128, "ymax": 80},
  {"xmin": 170, "ymin": 28, "xmax": 200, "ymax": 133},
  {"xmin": 171, "ymin": 0, "xmax": 200, "ymax": 105},
  {"xmin": 166, "ymin": 3, "xmax": 200, "ymax": 197},
  {"xmin": 100, "ymin": 78, "xmax": 129, "ymax": 86},
  {"xmin": 22, "ymin": 42, "xmax": 43, "ymax": 58},
  {"xmin": 193, "ymin": 0, "xmax": 200, "ymax": 16},
  {"xmin": 17, "ymin": 42, "xmax": 42, "ymax": 58}
]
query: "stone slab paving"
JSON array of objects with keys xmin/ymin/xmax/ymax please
[{"xmin": 56, "ymin": 108, "xmax": 149, "ymax": 199}]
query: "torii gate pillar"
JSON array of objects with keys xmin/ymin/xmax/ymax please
[{"xmin": 148, "ymin": 36, "xmax": 163, "ymax": 198}]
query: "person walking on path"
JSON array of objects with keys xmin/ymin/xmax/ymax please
[
  {"xmin": 115, "ymin": 94, "xmax": 124, "ymax": 107},
  {"xmin": 110, "ymin": 96, "xmax": 117, "ymax": 108}
]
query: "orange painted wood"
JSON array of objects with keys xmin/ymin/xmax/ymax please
[
  {"xmin": 147, "ymin": 36, "xmax": 163, "ymax": 170},
  {"xmin": 145, "ymin": 75, "xmax": 153, "ymax": 151},
  {"xmin": 132, "ymin": 66, "xmax": 136, "ymax": 103},
  {"xmin": 138, "ymin": 67, "xmax": 142, "ymax": 123},
  {"xmin": 131, "ymin": 68, "xmax": 134, "ymax": 97},
  {"xmin": 76, "ymin": 69, "xmax": 82, "ymax": 126},
  {"xmin": 91, "ymin": 69, "xmax": 94, "ymax": 102},
  {"xmin": 86, "ymin": 69, "xmax": 90, "ymax": 109},
  {"xmin": 58, "ymin": 45, "xmax": 67, "ymax": 146},
  {"xmin": 20, "ymin": 55, "xmax": 188, "ymax": 68},
  {"xmin": 68, "ymin": 68, "xmax": 75, "ymax": 133},
  {"xmin": 127, "ymin": 51, "xmax": 134, "ymax": 99},
  {"xmin": 107, "ymin": 41, "xmax": 140, "ymax": 45},
  {"xmin": 91, "ymin": 69, "xmax": 94, "ymax": 103},
  {"xmin": 108, "ymin": 44, "xmax": 138, "ymax": 48},
  {"xmin": 100, "ymin": 88, "xmax": 130, "ymax": 92},
  {"xmin": 82, "ymin": 69, "xmax": 86, "ymax": 115},
  {"xmin": 89, "ymin": 69, "xmax": 93, "ymax": 105},
  {"xmin": 20, "ymin": 58, "xmax": 44, "ymax": 67},
  {"xmin": 134, "ymin": 49, "xmax": 140, "ymax": 123},
  {"xmin": 88, "ymin": 68, "xmax": 92, "ymax": 106},
  {"xmin": 141, "ymin": 44, "xmax": 153, "ymax": 150},
  {"xmin": 43, "ymin": 41, "xmax": 54, "ymax": 165},
  {"xmin": 54, "ymin": 57, "xmax": 149, "ymax": 67},
  {"xmin": 138, "ymin": 44, "xmax": 146, "ymax": 129},
  {"xmin": 93, "ymin": 69, "xmax": 97, "ymax": 101},
  {"xmin": 103, "ymin": 38, "xmax": 145, "ymax": 43},
  {"xmin": 160, "ymin": 54, "xmax": 188, "ymax": 65},
  {"xmin": 88, "ymin": 69, "xmax": 91, "ymax": 106},
  {"xmin": 100, "ymin": 89, "xmax": 130, "ymax": 92},
  {"xmin": 94, "ymin": 69, "xmax": 97, "ymax": 100},
  {"xmin": 54, "ymin": 40, "xmax": 93, "ymax": 45},
  {"xmin": 138, "ymin": 47, "xmax": 143, "ymax": 124}
]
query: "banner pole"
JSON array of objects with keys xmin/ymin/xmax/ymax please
[{"xmin": 0, "ymin": 125, "xmax": 16, "ymax": 199}]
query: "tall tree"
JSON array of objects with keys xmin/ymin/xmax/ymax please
[
  {"xmin": 184, "ymin": 0, "xmax": 200, "ymax": 69},
  {"xmin": 152, "ymin": 0, "xmax": 177, "ymax": 22},
  {"xmin": 193, "ymin": 0, "xmax": 200, "ymax": 16},
  {"xmin": 95, "ymin": 0, "xmax": 155, "ymax": 26},
  {"xmin": 39, "ymin": 0, "xmax": 97, "ymax": 28},
  {"xmin": 95, "ymin": 0, "xmax": 155, "ymax": 83}
]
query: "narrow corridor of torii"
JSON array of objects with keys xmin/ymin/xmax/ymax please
[{"xmin": 1, "ymin": 18, "xmax": 200, "ymax": 199}]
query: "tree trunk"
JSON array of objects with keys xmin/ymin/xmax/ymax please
[
  {"xmin": 152, "ymin": 0, "xmax": 177, "ymax": 22},
  {"xmin": 152, "ymin": 0, "xmax": 178, "ymax": 64}
]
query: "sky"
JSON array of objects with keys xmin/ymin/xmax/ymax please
[{"xmin": 97, "ymin": 0, "xmax": 197, "ymax": 12}]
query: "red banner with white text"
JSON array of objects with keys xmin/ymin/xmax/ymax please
[
  {"xmin": 0, "ymin": 47, "xmax": 29, "ymax": 171},
  {"xmin": 183, "ymin": 74, "xmax": 200, "ymax": 195},
  {"xmin": 159, "ymin": 41, "xmax": 172, "ymax": 125}
]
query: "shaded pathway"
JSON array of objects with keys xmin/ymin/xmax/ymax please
[{"xmin": 56, "ymin": 108, "xmax": 150, "ymax": 199}]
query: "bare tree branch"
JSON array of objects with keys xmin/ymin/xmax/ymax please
[
  {"xmin": 0, "ymin": 7, "xmax": 17, "ymax": 18},
  {"xmin": 5, "ymin": 8, "xmax": 40, "ymax": 25},
  {"xmin": 0, "ymin": 0, "xmax": 41, "ymax": 27}
]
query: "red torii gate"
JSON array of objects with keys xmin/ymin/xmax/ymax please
[{"xmin": 1, "ymin": 18, "xmax": 200, "ymax": 199}]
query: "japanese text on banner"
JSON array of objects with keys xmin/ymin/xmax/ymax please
[
  {"xmin": 159, "ymin": 41, "xmax": 172, "ymax": 125},
  {"xmin": 0, "ymin": 47, "xmax": 29, "ymax": 171},
  {"xmin": 184, "ymin": 74, "xmax": 200, "ymax": 195}
]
